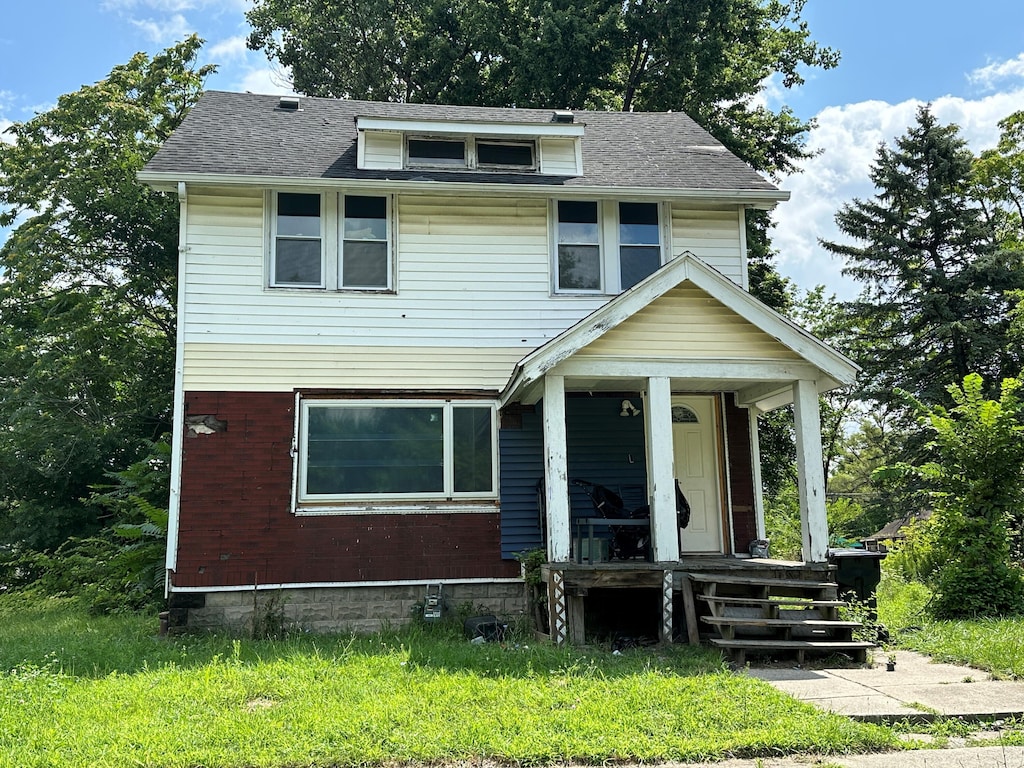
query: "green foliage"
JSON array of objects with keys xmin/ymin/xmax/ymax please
[
  {"xmin": 0, "ymin": 38, "xmax": 211, "ymax": 554},
  {"xmin": 9, "ymin": 440, "xmax": 172, "ymax": 614},
  {"xmin": 822, "ymin": 106, "xmax": 1024, "ymax": 414},
  {"xmin": 882, "ymin": 375, "xmax": 1024, "ymax": 619}
]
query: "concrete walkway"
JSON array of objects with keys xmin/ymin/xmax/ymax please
[
  {"xmin": 745, "ymin": 649, "xmax": 1024, "ymax": 722},
  {"xmin": 669, "ymin": 649, "xmax": 1024, "ymax": 767}
]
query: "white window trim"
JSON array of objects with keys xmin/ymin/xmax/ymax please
[
  {"xmin": 405, "ymin": 134, "xmax": 537, "ymax": 172},
  {"xmin": 267, "ymin": 190, "xmax": 394, "ymax": 292},
  {"xmin": 552, "ymin": 199, "xmax": 668, "ymax": 295},
  {"xmin": 269, "ymin": 190, "xmax": 327, "ymax": 289},
  {"xmin": 296, "ymin": 398, "xmax": 499, "ymax": 508},
  {"xmin": 340, "ymin": 193, "xmax": 394, "ymax": 291}
]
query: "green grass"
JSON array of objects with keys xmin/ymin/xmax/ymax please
[
  {"xmin": 877, "ymin": 576, "xmax": 1024, "ymax": 679},
  {"xmin": 0, "ymin": 593, "xmax": 897, "ymax": 768}
]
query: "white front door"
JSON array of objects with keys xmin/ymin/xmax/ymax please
[{"xmin": 672, "ymin": 396, "xmax": 724, "ymax": 554}]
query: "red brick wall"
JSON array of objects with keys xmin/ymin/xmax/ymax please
[
  {"xmin": 724, "ymin": 395, "xmax": 758, "ymax": 554},
  {"xmin": 174, "ymin": 392, "xmax": 519, "ymax": 589}
]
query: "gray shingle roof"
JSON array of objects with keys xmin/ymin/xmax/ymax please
[{"xmin": 144, "ymin": 90, "xmax": 778, "ymax": 193}]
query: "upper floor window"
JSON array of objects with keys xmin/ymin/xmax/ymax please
[
  {"xmin": 554, "ymin": 200, "xmax": 665, "ymax": 294},
  {"xmin": 298, "ymin": 399, "xmax": 496, "ymax": 503},
  {"xmin": 405, "ymin": 136, "xmax": 536, "ymax": 172},
  {"xmin": 272, "ymin": 192, "xmax": 323, "ymax": 288},
  {"xmin": 269, "ymin": 191, "xmax": 392, "ymax": 291},
  {"xmin": 343, "ymin": 195, "xmax": 390, "ymax": 289}
]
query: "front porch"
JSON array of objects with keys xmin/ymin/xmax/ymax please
[{"xmin": 539, "ymin": 557, "xmax": 873, "ymax": 663}]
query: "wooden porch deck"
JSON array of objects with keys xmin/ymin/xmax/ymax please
[{"xmin": 540, "ymin": 557, "xmax": 872, "ymax": 662}]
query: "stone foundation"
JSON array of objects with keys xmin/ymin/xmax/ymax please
[{"xmin": 179, "ymin": 581, "xmax": 526, "ymax": 634}]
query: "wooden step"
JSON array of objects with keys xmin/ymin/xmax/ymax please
[
  {"xmin": 696, "ymin": 595, "xmax": 845, "ymax": 609},
  {"xmin": 709, "ymin": 638, "xmax": 874, "ymax": 665},
  {"xmin": 701, "ymin": 616, "xmax": 860, "ymax": 641},
  {"xmin": 701, "ymin": 617, "xmax": 861, "ymax": 629},
  {"xmin": 687, "ymin": 573, "xmax": 836, "ymax": 591}
]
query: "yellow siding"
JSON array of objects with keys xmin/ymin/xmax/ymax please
[
  {"xmin": 182, "ymin": 343, "xmax": 525, "ymax": 391},
  {"xmin": 577, "ymin": 284, "xmax": 802, "ymax": 360}
]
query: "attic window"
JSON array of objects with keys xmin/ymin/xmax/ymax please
[
  {"xmin": 408, "ymin": 138, "xmax": 467, "ymax": 168},
  {"xmin": 476, "ymin": 140, "xmax": 534, "ymax": 169}
]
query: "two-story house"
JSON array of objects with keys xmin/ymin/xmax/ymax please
[{"xmin": 140, "ymin": 91, "xmax": 859, "ymax": 648}]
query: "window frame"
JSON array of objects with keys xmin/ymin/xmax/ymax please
[
  {"xmin": 270, "ymin": 191, "xmax": 326, "ymax": 289},
  {"xmin": 296, "ymin": 398, "xmax": 499, "ymax": 505},
  {"xmin": 340, "ymin": 193, "xmax": 393, "ymax": 290},
  {"xmin": 267, "ymin": 190, "xmax": 395, "ymax": 292},
  {"xmin": 551, "ymin": 199, "xmax": 669, "ymax": 295},
  {"xmin": 405, "ymin": 134, "xmax": 537, "ymax": 172}
]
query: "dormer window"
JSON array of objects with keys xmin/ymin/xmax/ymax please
[
  {"xmin": 405, "ymin": 136, "xmax": 537, "ymax": 172},
  {"xmin": 408, "ymin": 138, "xmax": 467, "ymax": 168},
  {"xmin": 477, "ymin": 140, "xmax": 534, "ymax": 169}
]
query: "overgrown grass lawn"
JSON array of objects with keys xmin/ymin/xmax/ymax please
[
  {"xmin": 0, "ymin": 594, "xmax": 896, "ymax": 767},
  {"xmin": 877, "ymin": 576, "xmax": 1024, "ymax": 679}
]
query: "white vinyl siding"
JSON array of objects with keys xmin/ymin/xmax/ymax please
[
  {"xmin": 180, "ymin": 188, "xmax": 753, "ymax": 391},
  {"xmin": 359, "ymin": 131, "xmax": 403, "ymax": 170},
  {"xmin": 539, "ymin": 137, "xmax": 581, "ymax": 175},
  {"xmin": 182, "ymin": 189, "xmax": 602, "ymax": 390},
  {"xmin": 670, "ymin": 205, "xmax": 744, "ymax": 286}
]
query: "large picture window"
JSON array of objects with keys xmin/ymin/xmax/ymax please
[{"xmin": 299, "ymin": 400, "xmax": 496, "ymax": 502}]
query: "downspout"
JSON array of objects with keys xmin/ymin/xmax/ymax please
[{"xmin": 164, "ymin": 181, "xmax": 188, "ymax": 596}]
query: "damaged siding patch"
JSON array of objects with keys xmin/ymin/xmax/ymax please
[{"xmin": 186, "ymin": 415, "xmax": 228, "ymax": 437}]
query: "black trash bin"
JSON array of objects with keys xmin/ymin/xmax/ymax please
[{"xmin": 828, "ymin": 548, "xmax": 886, "ymax": 618}]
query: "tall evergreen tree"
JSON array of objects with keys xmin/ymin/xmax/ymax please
[{"xmin": 822, "ymin": 105, "xmax": 1024, "ymax": 410}]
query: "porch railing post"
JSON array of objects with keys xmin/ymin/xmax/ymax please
[
  {"xmin": 645, "ymin": 376, "xmax": 679, "ymax": 562},
  {"xmin": 793, "ymin": 379, "xmax": 828, "ymax": 563},
  {"xmin": 543, "ymin": 375, "xmax": 571, "ymax": 562}
]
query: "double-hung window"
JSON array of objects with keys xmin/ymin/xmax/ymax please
[
  {"xmin": 342, "ymin": 195, "xmax": 390, "ymax": 289},
  {"xmin": 272, "ymin": 192, "xmax": 324, "ymax": 288},
  {"xmin": 554, "ymin": 200, "xmax": 664, "ymax": 294},
  {"xmin": 298, "ymin": 399, "xmax": 496, "ymax": 503},
  {"xmin": 270, "ymin": 191, "xmax": 392, "ymax": 291}
]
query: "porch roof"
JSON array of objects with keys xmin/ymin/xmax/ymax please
[{"xmin": 499, "ymin": 253, "xmax": 859, "ymax": 411}]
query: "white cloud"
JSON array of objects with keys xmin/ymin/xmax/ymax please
[
  {"xmin": 235, "ymin": 65, "xmax": 296, "ymax": 97},
  {"xmin": 208, "ymin": 35, "xmax": 248, "ymax": 63},
  {"xmin": 772, "ymin": 85, "xmax": 1024, "ymax": 300},
  {"xmin": 968, "ymin": 53, "xmax": 1024, "ymax": 91},
  {"xmin": 130, "ymin": 13, "xmax": 193, "ymax": 44}
]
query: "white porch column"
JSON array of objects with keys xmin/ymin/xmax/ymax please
[
  {"xmin": 793, "ymin": 379, "xmax": 829, "ymax": 562},
  {"xmin": 543, "ymin": 375, "xmax": 571, "ymax": 562},
  {"xmin": 644, "ymin": 377, "xmax": 679, "ymax": 562},
  {"xmin": 747, "ymin": 406, "xmax": 767, "ymax": 540}
]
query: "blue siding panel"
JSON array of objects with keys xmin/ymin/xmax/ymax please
[{"xmin": 500, "ymin": 395, "xmax": 649, "ymax": 559}]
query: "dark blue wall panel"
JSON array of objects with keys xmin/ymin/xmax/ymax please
[{"xmin": 499, "ymin": 395, "xmax": 649, "ymax": 559}]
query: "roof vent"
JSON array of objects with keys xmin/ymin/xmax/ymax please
[
  {"xmin": 551, "ymin": 110, "xmax": 574, "ymax": 124},
  {"xmin": 277, "ymin": 96, "xmax": 301, "ymax": 112}
]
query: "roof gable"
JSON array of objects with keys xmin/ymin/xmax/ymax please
[{"xmin": 500, "ymin": 253, "xmax": 859, "ymax": 406}]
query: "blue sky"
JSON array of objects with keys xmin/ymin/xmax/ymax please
[{"xmin": 2, "ymin": 1, "xmax": 1023, "ymax": 298}]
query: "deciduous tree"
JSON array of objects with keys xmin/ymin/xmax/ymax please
[{"xmin": 0, "ymin": 37, "xmax": 212, "ymax": 551}]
